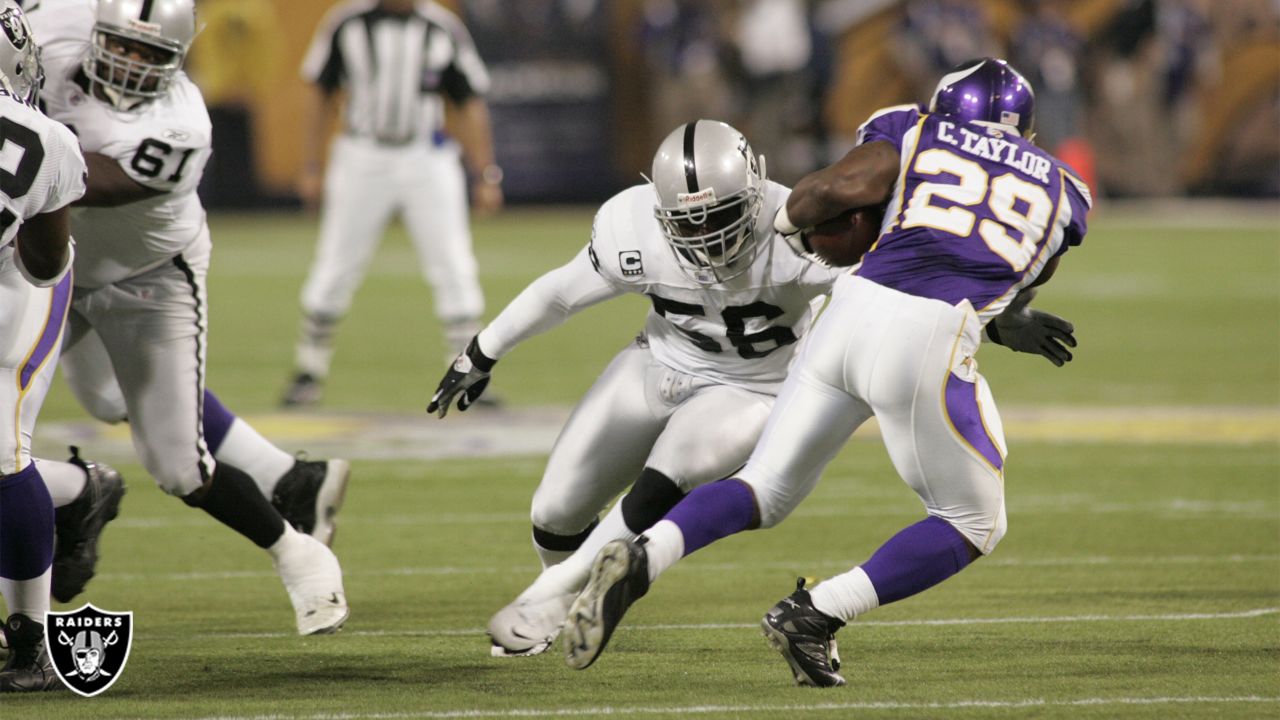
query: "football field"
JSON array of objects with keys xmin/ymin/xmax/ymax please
[{"xmin": 12, "ymin": 200, "xmax": 1280, "ymax": 718}]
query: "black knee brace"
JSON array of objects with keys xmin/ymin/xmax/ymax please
[
  {"xmin": 621, "ymin": 467, "xmax": 686, "ymax": 534},
  {"xmin": 532, "ymin": 517, "xmax": 600, "ymax": 554}
]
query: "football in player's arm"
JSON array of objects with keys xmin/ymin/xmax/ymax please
[{"xmin": 561, "ymin": 58, "xmax": 1091, "ymax": 684}]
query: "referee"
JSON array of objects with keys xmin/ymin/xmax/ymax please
[{"xmin": 283, "ymin": 0, "xmax": 504, "ymax": 407}]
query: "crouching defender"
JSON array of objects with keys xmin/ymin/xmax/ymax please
[{"xmin": 430, "ymin": 116, "xmax": 1071, "ymax": 658}]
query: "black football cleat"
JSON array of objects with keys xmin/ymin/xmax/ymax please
[
  {"xmin": 281, "ymin": 372, "xmax": 323, "ymax": 408},
  {"xmin": 563, "ymin": 539, "xmax": 650, "ymax": 670},
  {"xmin": 52, "ymin": 448, "xmax": 125, "ymax": 604},
  {"xmin": 761, "ymin": 578, "xmax": 847, "ymax": 687},
  {"xmin": 271, "ymin": 457, "xmax": 350, "ymax": 547},
  {"xmin": 0, "ymin": 615, "xmax": 61, "ymax": 692}
]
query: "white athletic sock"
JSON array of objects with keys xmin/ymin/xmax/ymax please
[
  {"xmin": 533, "ymin": 544, "xmax": 573, "ymax": 570},
  {"xmin": 216, "ymin": 419, "xmax": 296, "ymax": 498},
  {"xmin": 34, "ymin": 459, "xmax": 87, "ymax": 508},
  {"xmin": 639, "ymin": 520, "xmax": 685, "ymax": 583},
  {"xmin": 0, "ymin": 568, "xmax": 51, "ymax": 620},
  {"xmin": 522, "ymin": 502, "xmax": 636, "ymax": 603},
  {"xmin": 809, "ymin": 566, "xmax": 880, "ymax": 624},
  {"xmin": 266, "ymin": 522, "xmax": 303, "ymax": 561}
]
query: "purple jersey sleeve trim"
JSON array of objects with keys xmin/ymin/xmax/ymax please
[{"xmin": 942, "ymin": 371, "xmax": 1004, "ymax": 473}]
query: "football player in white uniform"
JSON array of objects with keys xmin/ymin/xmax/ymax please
[
  {"xmin": 0, "ymin": 0, "xmax": 91, "ymax": 691},
  {"xmin": 429, "ymin": 120, "xmax": 844, "ymax": 656},
  {"xmin": 26, "ymin": 0, "xmax": 349, "ymax": 635}
]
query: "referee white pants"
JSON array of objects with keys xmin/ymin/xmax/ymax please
[
  {"xmin": 0, "ymin": 256, "xmax": 71, "ymax": 475},
  {"xmin": 301, "ymin": 135, "xmax": 484, "ymax": 323},
  {"xmin": 738, "ymin": 274, "xmax": 1009, "ymax": 554}
]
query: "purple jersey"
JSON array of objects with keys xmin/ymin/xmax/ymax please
[{"xmin": 854, "ymin": 105, "xmax": 1091, "ymax": 319}]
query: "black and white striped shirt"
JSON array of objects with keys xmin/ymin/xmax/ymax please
[{"xmin": 301, "ymin": 0, "xmax": 490, "ymax": 145}]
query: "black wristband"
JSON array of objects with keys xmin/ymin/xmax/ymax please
[{"xmin": 466, "ymin": 336, "xmax": 496, "ymax": 372}]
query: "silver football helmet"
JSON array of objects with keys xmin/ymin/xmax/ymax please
[
  {"xmin": 85, "ymin": 0, "xmax": 196, "ymax": 106},
  {"xmin": 0, "ymin": 2, "xmax": 41, "ymax": 106},
  {"xmin": 651, "ymin": 120, "xmax": 766, "ymax": 283}
]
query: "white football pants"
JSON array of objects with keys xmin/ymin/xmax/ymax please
[
  {"xmin": 300, "ymin": 135, "xmax": 484, "ymax": 323},
  {"xmin": 739, "ymin": 274, "xmax": 1009, "ymax": 553},
  {"xmin": 530, "ymin": 338, "xmax": 775, "ymax": 536},
  {"xmin": 61, "ymin": 231, "xmax": 215, "ymax": 496},
  {"xmin": 0, "ymin": 256, "xmax": 72, "ymax": 474}
]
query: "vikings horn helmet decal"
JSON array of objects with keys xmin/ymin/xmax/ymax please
[{"xmin": 929, "ymin": 57, "xmax": 1036, "ymax": 137}]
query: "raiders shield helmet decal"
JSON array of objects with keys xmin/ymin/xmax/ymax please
[{"xmin": 44, "ymin": 604, "xmax": 134, "ymax": 697}]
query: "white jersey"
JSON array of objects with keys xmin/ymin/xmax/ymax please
[
  {"xmin": 30, "ymin": 0, "xmax": 212, "ymax": 288},
  {"xmin": 479, "ymin": 181, "xmax": 842, "ymax": 394},
  {"xmin": 0, "ymin": 94, "xmax": 86, "ymax": 263}
]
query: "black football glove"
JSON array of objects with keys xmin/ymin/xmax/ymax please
[
  {"xmin": 986, "ymin": 295, "xmax": 1077, "ymax": 367},
  {"xmin": 427, "ymin": 337, "xmax": 496, "ymax": 417}
]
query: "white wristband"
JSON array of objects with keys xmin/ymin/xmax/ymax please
[
  {"xmin": 773, "ymin": 205, "xmax": 800, "ymax": 236},
  {"xmin": 14, "ymin": 238, "xmax": 74, "ymax": 288}
]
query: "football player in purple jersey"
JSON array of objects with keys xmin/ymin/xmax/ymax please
[{"xmin": 562, "ymin": 58, "xmax": 1090, "ymax": 686}]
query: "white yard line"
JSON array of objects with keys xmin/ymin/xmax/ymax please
[
  {"xmin": 177, "ymin": 607, "xmax": 1277, "ymax": 640},
  {"xmin": 181, "ymin": 695, "xmax": 1280, "ymax": 720}
]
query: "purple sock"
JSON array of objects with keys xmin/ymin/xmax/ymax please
[
  {"xmin": 203, "ymin": 389, "xmax": 235, "ymax": 454},
  {"xmin": 663, "ymin": 479, "xmax": 757, "ymax": 556},
  {"xmin": 861, "ymin": 516, "xmax": 976, "ymax": 605},
  {"xmin": 0, "ymin": 464, "xmax": 55, "ymax": 580}
]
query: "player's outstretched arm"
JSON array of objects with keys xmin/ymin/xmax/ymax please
[
  {"xmin": 13, "ymin": 205, "xmax": 73, "ymax": 286},
  {"xmin": 76, "ymin": 153, "xmax": 164, "ymax": 207},
  {"xmin": 426, "ymin": 247, "xmax": 621, "ymax": 417}
]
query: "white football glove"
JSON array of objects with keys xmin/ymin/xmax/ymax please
[
  {"xmin": 774, "ymin": 205, "xmax": 817, "ymax": 258},
  {"xmin": 985, "ymin": 289, "xmax": 1077, "ymax": 367},
  {"xmin": 427, "ymin": 337, "xmax": 495, "ymax": 418}
]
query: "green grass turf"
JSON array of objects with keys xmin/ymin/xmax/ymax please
[{"xmin": 16, "ymin": 203, "xmax": 1280, "ymax": 718}]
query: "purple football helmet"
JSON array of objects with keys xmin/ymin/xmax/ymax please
[{"xmin": 929, "ymin": 58, "xmax": 1036, "ymax": 136}]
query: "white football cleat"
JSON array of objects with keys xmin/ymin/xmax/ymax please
[
  {"xmin": 274, "ymin": 531, "xmax": 350, "ymax": 635},
  {"xmin": 487, "ymin": 593, "xmax": 574, "ymax": 657}
]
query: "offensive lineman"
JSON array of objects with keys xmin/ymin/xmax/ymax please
[
  {"xmin": 563, "ymin": 58, "xmax": 1088, "ymax": 684},
  {"xmin": 27, "ymin": 0, "xmax": 349, "ymax": 635},
  {"xmin": 0, "ymin": 1, "xmax": 88, "ymax": 691}
]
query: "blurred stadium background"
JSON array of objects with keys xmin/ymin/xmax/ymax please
[{"xmin": 14, "ymin": 1, "xmax": 1280, "ymax": 718}]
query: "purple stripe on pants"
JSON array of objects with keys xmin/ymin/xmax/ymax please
[
  {"xmin": 944, "ymin": 372, "xmax": 1003, "ymax": 471},
  {"xmin": 18, "ymin": 273, "xmax": 72, "ymax": 391}
]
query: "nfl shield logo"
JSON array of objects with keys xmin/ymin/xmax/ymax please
[{"xmin": 44, "ymin": 604, "xmax": 133, "ymax": 697}]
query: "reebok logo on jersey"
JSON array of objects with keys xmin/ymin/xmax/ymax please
[
  {"xmin": 619, "ymin": 251, "xmax": 643, "ymax": 277},
  {"xmin": 162, "ymin": 129, "xmax": 191, "ymax": 142}
]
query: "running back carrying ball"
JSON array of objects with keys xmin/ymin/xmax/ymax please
[{"xmin": 775, "ymin": 205, "xmax": 883, "ymax": 267}]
